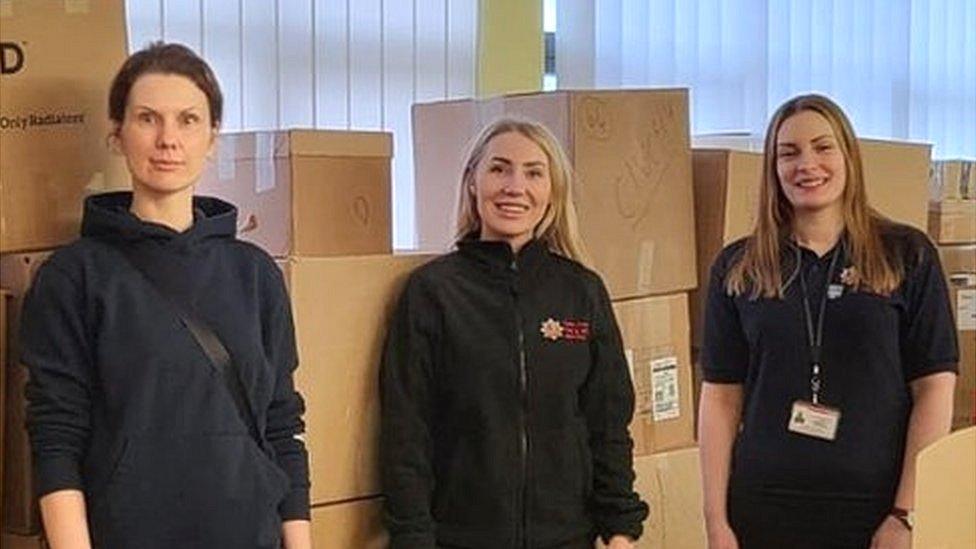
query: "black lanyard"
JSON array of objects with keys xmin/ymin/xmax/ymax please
[{"xmin": 796, "ymin": 243, "xmax": 843, "ymax": 404}]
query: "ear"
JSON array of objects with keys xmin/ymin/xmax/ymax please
[
  {"xmin": 207, "ymin": 125, "xmax": 220, "ymax": 158},
  {"xmin": 107, "ymin": 126, "xmax": 123, "ymax": 155}
]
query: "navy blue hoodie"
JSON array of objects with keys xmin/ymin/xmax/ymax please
[{"xmin": 20, "ymin": 192, "xmax": 309, "ymax": 548}]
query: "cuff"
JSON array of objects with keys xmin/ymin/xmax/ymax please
[
  {"xmin": 278, "ymin": 487, "xmax": 311, "ymax": 521},
  {"xmin": 35, "ymin": 454, "xmax": 84, "ymax": 497}
]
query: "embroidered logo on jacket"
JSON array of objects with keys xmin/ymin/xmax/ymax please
[{"xmin": 540, "ymin": 318, "xmax": 590, "ymax": 342}]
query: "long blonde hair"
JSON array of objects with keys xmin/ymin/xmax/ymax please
[
  {"xmin": 726, "ymin": 94, "xmax": 902, "ymax": 298},
  {"xmin": 455, "ymin": 118, "xmax": 591, "ymax": 266}
]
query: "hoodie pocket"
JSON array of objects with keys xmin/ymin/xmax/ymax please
[{"xmin": 94, "ymin": 433, "xmax": 289, "ymax": 548}]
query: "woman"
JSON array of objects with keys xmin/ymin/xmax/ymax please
[
  {"xmin": 698, "ymin": 94, "xmax": 957, "ymax": 549},
  {"xmin": 380, "ymin": 119, "xmax": 648, "ymax": 548},
  {"xmin": 21, "ymin": 43, "xmax": 311, "ymax": 548}
]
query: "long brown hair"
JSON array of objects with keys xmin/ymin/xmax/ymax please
[
  {"xmin": 726, "ymin": 94, "xmax": 902, "ymax": 298},
  {"xmin": 455, "ymin": 118, "xmax": 591, "ymax": 266}
]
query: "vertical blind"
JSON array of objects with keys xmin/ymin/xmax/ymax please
[
  {"xmin": 127, "ymin": 0, "xmax": 479, "ymax": 249},
  {"xmin": 556, "ymin": 0, "xmax": 975, "ymax": 159}
]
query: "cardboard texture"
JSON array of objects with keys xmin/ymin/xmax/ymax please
[
  {"xmin": 285, "ymin": 254, "xmax": 433, "ymax": 505},
  {"xmin": 939, "ymin": 244, "xmax": 976, "ymax": 276},
  {"xmin": 859, "ymin": 139, "xmax": 931, "ymax": 232},
  {"xmin": 195, "ymin": 130, "xmax": 393, "ymax": 258},
  {"xmin": 929, "ymin": 200, "xmax": 976, "ymax": 244},
  {"xmin": 914, "ymin": 427, "xmax": 976, "ymax": 549},
  {"xmin": 930, "ymin": 160, "xmax": 975, "ymax": 201},
  {"xmin": 599, "ymin": 447, "xmax": 706, "ymax": 549},
  {"xmin": 947, "ymin": 277, "xmax": 976, "ymax": 430},
  {"xmin": 413, "ymin": 90, "xmax": 697, "ymax": 299},
  {"xmin": 612, "ymin": 294, "xmax": 696, "ymax": 455},
  {"xmin": 0, "ymin": 252, "xmax": 51, "ymax": 534},
  {"xmin": 311, "ymin": 498, "xmax": 388, "ymax": 549},
  {"xmin": 0, "ymin": 0, "xmax": 129, "ymax": 253}
]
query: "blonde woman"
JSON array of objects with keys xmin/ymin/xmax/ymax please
[
  {"xmin": 380, "ymin": 119, "xmax": 648, "ymax": 548},
  {"xmin": 699, "ymin": 94, "xmax": 957, "ymax": 549}
]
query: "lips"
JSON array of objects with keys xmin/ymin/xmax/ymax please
[
  {"xmin": 794, "ymin": 177, "xmax": 827, "ymax": 189},
  {"xmin": 150, "ymin": 159, "xmax": 184, "ymax": 171},
  {"xmin": 494, "ymin": 201, "xmax": 530, "ymax": 214}
]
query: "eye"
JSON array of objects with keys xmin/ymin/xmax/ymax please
[
  {"xmin": 815, "ymin": 143, "xmax": 835, "ymax": 153},
  {"xmin": 488, "ymin": 164, "xmax": 505, "ymax": 173},
  {"xmin": 526, "ymin": 169, "xmax": 545, "ymax": 179},
  {"xmin": 181, "ymin": 113, "xmax": 201, "ymax": 125},
  {"xmin": 136, "ymin": 111, "xmax": 154, "ymax": 124},
  {"xmin": 777, "ymin": 149, "xmax": 797, "ymax": 159}
]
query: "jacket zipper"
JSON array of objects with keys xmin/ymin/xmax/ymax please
[{"xmin": 511, "ymin": 260, "xmax": 529, "ymax": 548}]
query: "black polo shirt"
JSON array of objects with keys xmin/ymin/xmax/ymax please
[{"xmin": 702, "ymin": 223, "xmax": 958, "ymax": 502}]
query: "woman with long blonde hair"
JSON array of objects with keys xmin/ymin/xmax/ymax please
[
  {"xmin": 698, "ymin": 94, "xmax": 957, "ymax": 549},
  {"xmin": 381, "ymin": 118, "xmax": 648, "ymax": 548}
]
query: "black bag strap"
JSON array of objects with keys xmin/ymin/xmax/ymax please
[{"xmin": 112, "ymin": 244, "xmax": 262, "ymax": 446}]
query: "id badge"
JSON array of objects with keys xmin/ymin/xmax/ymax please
[{"xmin": 788, "ymin": 400, "xmax": 841, "ymax": 441}]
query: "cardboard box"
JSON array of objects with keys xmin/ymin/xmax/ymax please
[
  {"xmin": 612, "ymin": 294, "xmax": 696, "ymax": 455},
  {"xmin": 1, "ymin": 289, "xmax": 8, "ymax": 514},
  {"xmin": 939, "ymin": 244, "xmax": 976, "ymax": 276},
  {"xmin": 859, "ymin": 139, "xmax": 931, "ymax": 232},
  {"xmin": 283, "ymin": 254, "xmax": 434, "ymax": 505},
  {"xmin": 0, "ymin": 252, "xmax": 51, "ymax": 534},
  {"xmin": 413, "ymin": 90, "xmax": 697, "ymax": 299},
  {"xmin": 929, "ymin": 200, "xmax": 976, "ymax": 244},
  {"xmin": 914, "ymin": 427, "xmax": 976, "ymax": 549},
  {"xmin": 0, "ymin": 1, "xmax": 129, "ymax": 253},
  {"xmin": 0, "ymin": 533, "xmax": 47, "ymax": 549},
  {"xmin": 947, "ymin": 277, "xmax": 976, "ymax": 430},
  {"xmin": 195, "ymin": 130, "xmax": 393, "ymax": 258},
  {"xmin": 930, "ymin": 160, "xmax": 975, "ymax": 201},
  {"xmin": 598, "ymin": 447, "xmax": 706, "ymax": 549},
  {"xmin": 311, "ymin": 498, "xmax": 388, "ymax": 549}
]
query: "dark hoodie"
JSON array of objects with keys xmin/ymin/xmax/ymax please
[
  {"xmin": 20, "ymin": 192, "xmax": 309, "ymax": 548},
  {"xmin": 380, "ymin": 238, "xmax": 648, "ymax": 549}
]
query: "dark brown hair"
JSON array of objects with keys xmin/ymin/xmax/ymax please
[
  {"xmin": 726, "ymin": 94, "xmax": 901, "ymax": 298},
  {"xmin": 108, "ymin": 41, "xmax": 222, "ymax": 129}
]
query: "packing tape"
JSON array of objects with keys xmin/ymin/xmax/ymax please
[
  {"xmin": 64, "ymin": 0, "xmax": 90, "ymax": 14},
  {"xmin": 218, "ymin": 136, "xmax": 236, "ymax": 180},
  {"xmin": 637, "ymin": 239, "xmax": 656, "ymax": 292},
  {"xmin": 255, "ymin": 133, "xmax": 276, "ymax": 193},
  {"xmin": 0, "ymin": 0, "xmax": 12, "ymax": 18}
]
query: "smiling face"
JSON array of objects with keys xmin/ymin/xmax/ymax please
[
  {"xmin": 115, "ymin": 73, "xmax": 216, "ymax": 197},
  {"xmin": 775, "ymin": 109, "xmax": 847, "ymax": 214},
  {"xmin": 472, "ymin": 131, "xmax": 553, "ymax": 251}
]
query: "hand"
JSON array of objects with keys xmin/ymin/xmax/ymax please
[
  {"xmin": 605, "ymin": 534, "xmax": 636, "ymax": 549},
  {"xmin": 870, "ymin": 515, "xmax": 911, "ymax": 549},
  {"xmin": 705, "ymin": 520, "xmax": 740, "ymax": 549}
]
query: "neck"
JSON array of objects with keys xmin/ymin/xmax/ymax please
[
  {"xmin": 129, "ymin": 185, "xmax": 195, "ymax": 232},
  {"xmin": 792, "ymin": 207, "xmax": 844, "ymax": 256}
]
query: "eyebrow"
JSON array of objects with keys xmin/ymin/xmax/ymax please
[
  {"xmin": 131, "ymin": 104, "xmax": 203, "ymax": 114},
  {"xmin": 778, "ymin": 134, "xmax": 835, "ymax": 147},
  {"xmin": 488, "ymin": 156, "xmax": 547, "ymax": 168}
]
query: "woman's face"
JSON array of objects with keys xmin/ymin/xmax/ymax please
[
  {"xmin": 472, "ymin": 131, "xmax": 553, "ymax": 250},
  {"xmin": 115, "ymin": 73, "xmax": 216, "ymax": 196},
  {"xmin": 775, "ymin": 109, "xmax": 847, "ymax": 214}
]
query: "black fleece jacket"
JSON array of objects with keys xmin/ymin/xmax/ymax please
[
  {"xmin": 380, "ymin": 238, "xmax": 648, "ymax": 549},
  {"xmin": 20, "ymin": 192, "xmax": 309, "ymax": 548}
]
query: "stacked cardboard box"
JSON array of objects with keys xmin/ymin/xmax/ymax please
[
  {"xmin": 914, "ymin": 427, "xmax": 976, "ymax": 548},
  {"xmin": 413, "ymin": 90, "xmax": 700, "ymax": 460},
  {"xmin": 929, "ymin": 161, "xmax": 976, "ymax": 430},
  {"xmin": 0, "ymin": 1, "xmax": 127, "ymax": 538},
  {"xmin": 1, "ymin": 290, "xmax": 7, "ymax": 518},
  {"xmin": 194, "ymin": 130, "xmax": 393, "ymax": 257}
]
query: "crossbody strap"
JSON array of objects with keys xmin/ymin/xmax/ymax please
[{"xmin": 112, "ymin": 243, "xmax": 262, "ymax": 446}]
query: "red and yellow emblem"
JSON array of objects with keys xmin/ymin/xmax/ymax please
[{"xmin": 540, "ymin": 317, "xmax": 590, "ymax": 342}]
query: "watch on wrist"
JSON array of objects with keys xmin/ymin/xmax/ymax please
[{"xmin": 890, "ymin": 506, "xmax": 914, "ymax": 531}]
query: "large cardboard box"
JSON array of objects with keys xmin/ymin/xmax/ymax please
[
  {"xmin": 599, "ymin": 447, "xmax": 706, "ymax": 548},
  {"xmin": 0, "ymin": 252, "xmax": 51, "ymax": 534},
  {"xmin": 929, "ymin": 200, "xmax": 976, "ymax": 244},
  {"xmin": 930, "ymin": 160, "xmax": 975, "ymax": 202},
  {"xmin": 413, "ymin": 90, "xmax": 697, "ymax": 299},
  {"xmin": 914, "ymin": 427, "xmax": 976, "ymax": 549},
  {"xmin": 311, "ymin": 498, "xmax": 388, "ymax": 549},
  {"xmin": 947, "ymin": 275, "xmax": 976, "ymax": 430},
  {"xmin": 859, "ymin": 139, "xmax": 931, "ymax": 232},
  {"xmin": 195, "ymin": 130, "xmax": 393, "ymax": 258},
  {"xmin": 283, "ymin": 254, "xmax": 433, "ymax": 505},
  {"xmin": 940, "ymin": 244, "xmax": 976, "ymax": 276},
  {"xmin": 612, "ymin": 294, "xmax": 696, "ymax": 455},
  {"xmin": 0, "ymin": 1, "xmax": 129, "ymax": 253}
]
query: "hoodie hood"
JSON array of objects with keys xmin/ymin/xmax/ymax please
[{"xmin": 81, "ymin": 191, "xmax": 238, "ymax": 250}]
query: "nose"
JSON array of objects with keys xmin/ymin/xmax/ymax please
[
  {"xmin": 155, "ymin": 119, "xmax": 179, "ymax": 150},
  {"xmin": 796, "ymin": 148, "xmax": 817, "ymax": 170},
  {"xmin": 501, "ymin": 171, "xmax": 529, "ymax": 194}
]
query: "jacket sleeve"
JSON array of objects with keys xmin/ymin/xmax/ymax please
[
  {"xmin": 379, "ymin": 275, "xmax": 437, "ymax": 549},
  {"xmin": 263, "ymin": 274, "xmax": 311, "ymax": 521},
  {"xmin": 21, "ymin": 263, "xmax": 93, "ymax": 497},
  {"xmin": 581, "ymin": 276, "xmax": 649, "ymax": 543}
]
